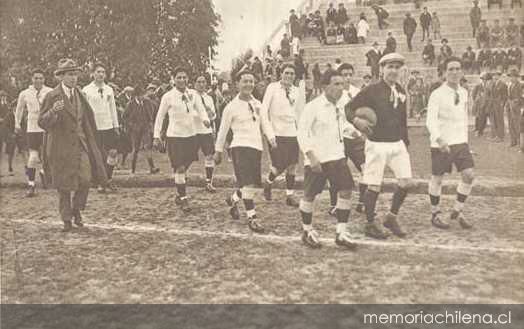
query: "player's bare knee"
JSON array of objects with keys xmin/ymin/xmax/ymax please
[
  {"xmin": 337, "ymin": 189, "xmax": 352, "ymax": 200},
  {"xmin": 461, "ymin": 169, "xmax": 474, "ymax": 184},
  {"xmin": 367, "ymin": 184, "xmax": 381, "ymax": 193},
  {"xmin": 398, "ymin": 178, "xmax": 414, "ymax": 190},
  {"xmin": 286, "ymin": 164, "xmax": 296, "ymax": 175},
  {"xmin": 175, "ymin": 166, "xmax": 186, "ymax": 174}
]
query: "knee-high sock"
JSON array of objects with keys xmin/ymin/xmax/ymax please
[
  {"xmin": 428, "ymin": 176, "xmax": 442, "ymax": 214},
  {"xmin": 364, "ymin": 190, "xmax": 379, "ymax": 222},
  {"xmin": 285, "ymin": 174, "xmax": 295, "ymax": 196},
  {"xmin": 299, "ymin": 199, "xmax": 314, "ymax": 230},
  {"xmin": 335, "ymin": 197, "xmax": 351, "ymax": 234},
  {"xmin": 329, "ymin": 186, "xmax": 338, "ymax": 207},
  {"xmin": 390, "ymin": 186, "xmax": 408, "ymax": 215},
  {"xmin": 204, "ymin": 159, "xmax": 214, "ymax": 183},
  {"xmin": 174, "ymin": 173, "xmax": 186, "ymax": 198},
  {"xmin": 454, "ymin": 181, "xmax": 472, "ymax": 213},
  {"xmin": 241, "ymin": 187, "xmax": 256, "ymax": 218}
]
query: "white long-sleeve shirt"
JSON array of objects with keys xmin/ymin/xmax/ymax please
[
  {"xmin": 215, "ymin": 95, "xmax": 263, "ymax": 152},
  {"xmin": 260, "ymin": 82, "xmax": 303, "ymax": 141},
  {"xmin": 298, "ymin": 93, "xmax": 347, "ymax": 165},
  {"xmin": 193, "ymin": 91, "xmax": 216, "ymax": 134},
  {"xmin": 154, "ymin": 88, "xmax": 208, "ymax": 138},
  {"xmin": 82, "ymin": 82, "xmax": 119, "ymax": 130},
  {"xmin": 426, "ymin": 83, "xmax": 469, "ymax": 148},
  {"xmin": 15, "ymin": 85, "xmax": 52, "ymax": 133},
  {"xmin": 338, "ymin": 85, "xmax": 362, "ymax": 139}
]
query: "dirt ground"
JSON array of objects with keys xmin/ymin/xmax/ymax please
[{"xmin": 1, "ymin": 186, "xmax": 523, "ymax": 304}]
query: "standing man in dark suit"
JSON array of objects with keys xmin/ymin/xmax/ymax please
[
  {"xmin": 506, "ymin": 69, "xmax": 524, "ymax": 147},
  {"xmin": 384, "ymin": 32, "xmax": 397, "ymax": 55},
  {"xmin": 38, "ymin": 59, "xmax": 108, "ymax": 232},
  {"xmin": 490, "ymin": 71, "xmax": 508, "ymax": 142},
  {"xmin": 366, "ymin": 42, "xmax": 382, "ymax": 80},
  {"xmin": 471, "ymin": 72, "xmax": 493, "ymax": 136},
  {"xmin": 419, "ymin": 7, "xmax": 432, "ymax": 42},
  {"xmin": 403, "ymin": 13, "xmax": 417, "ymax": 52},
  {"xmin": 470, "ymin": 0, "xmax": 482, "ymax": 37}
]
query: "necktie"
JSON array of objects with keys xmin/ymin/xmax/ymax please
[{"xmin": 390, "ymin": 85, "xmax": 399, "ymax": 109}]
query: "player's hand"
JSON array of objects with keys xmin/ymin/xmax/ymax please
[
  {"xmin": 214, "ymin": 152, "xmax": 222, "ymax": 165},
  {"xmin": 307, "ymin": 151, "xmax": 322, "ymax": 173},
  {"xmin": 203, "ymin": 120, "xmax": 211, "ymax": 128},
  {"xmin": 114, "ymin": 127, "xmax": 120, "ymax": 136},
  {"xmin": 153, "ymin": 138, "xmax": 161, "ymax": 150},
  {"xmin": 52, "ymin": 100, "xmax": 64, "ymax": 113},
  {"xmin": 353, "ymin": 117, "xmax": 373, "ymax": 136},
  {"xmin": 437, "ymin": 138, "xmax": 450, "ymax": 153},
  {"xmin": 268, "ymin": 138, "xmax": 277, "ymax": 148}
]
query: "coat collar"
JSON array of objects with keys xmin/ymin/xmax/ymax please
[{"xmin": 57, "ymin": 83, "xmax": 78, "ymax": 119}]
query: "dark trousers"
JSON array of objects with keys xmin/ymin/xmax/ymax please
[
  {"xmin": 477, "ymin": 109, "xmax": 489, "ymax": 135},
  {"xmin": 371, "ymin": 65, "xmax": 380, "ymax": 79},
  {"xmin": 471, "ymin": 21, "xmax": 479, "ymax": 37},
  {"xmin": 490, "ymin": 104, "xmax": 506, "ymax": 139},
  {"xmin": 421, "ymin": 25, "xmax": 430, "ymax": 40},
  {"xmin": 508, "ymin": 104, "xmax": 521, "ymax": 145},
  {"xmin": 58, "ymin": 188, "xmax": 89, "ymax": 223},
  {"xmin": 406, "ymin": 33, "xmax": 414, "ymax": 51}
]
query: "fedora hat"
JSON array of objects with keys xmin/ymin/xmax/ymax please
[{"xmin": 54, "ymin": 58, "xmax": 82, "ymax": 75}]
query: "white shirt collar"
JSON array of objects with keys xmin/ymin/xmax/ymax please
[{"xmin": 62, "ymin": 83, "xmax": 73, "ymax": 97}]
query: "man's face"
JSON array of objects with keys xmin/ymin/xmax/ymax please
[
  {"xmin": 238, "ymin": 73, "xmax": 255, "ymax": 96},
  {"xmin": 62, "ymin": 71, "xmax": 79, "ymax": 88},
  {"xmin": 493, "ymin": 74, "xmax": 500, "ymax": 82},
  {"xmin": 339, "ymin": 68, "xmax": 354, "ymax": 89},
  {"xmin": 94, "ymin": 67, "xmax": 106, "ymax": 82},
  {"xmin": 382, "ymin": 62, "xmax": 402, "ymax": 84},
  {"xmin": 32, "ymin": 73, "xmax": 45, "ymax": 89},
  {"xmin": 324, "ymin": 75, "xmax": 344, "ymax": 101},
  {"xmin": 281, "ymin": 67, "xmax": 296, "ymax": 85},
  {"xmin": 195, "ymin": 76, "xmax": 207, "ymax": 92},
  {"xmin": 444, "ymin": 61, "xmax": 463, "ymax": 84},
  {"xmin": 174, "ymin": 72, "xmax": 188, "ymax": 90},
  {"xmin": 145, "ymin": 89, "xmax": 154, "ymax": 97}
]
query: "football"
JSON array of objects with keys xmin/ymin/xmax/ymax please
[{"xmin": 354, "ymin": 106, "xmax": 377, "ymax": 127}]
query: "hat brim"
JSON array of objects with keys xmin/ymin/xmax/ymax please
[
  {"xmin": 380, "ymin": 60, "xmax": 405, "ymax": 66},
  {"xmin": 54, "ymin": 67, "xmax": 82, "ymax": 76}
]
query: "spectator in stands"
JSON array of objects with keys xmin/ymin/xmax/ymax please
[
  {"xmin": 366, "ymin": 42, "xmax": 382, "ymax": 80},
  {"xmin": 299, "ymin": 13, "xmax": 308, "ymax": 39},
  {"xmin": 324, "ymin": 63, "xmax": 336, "ymax": 82},
  {"xmin": 477, "ymin": 45, "xmax": 493, "ymax": 71},
  {"xmin": 281, "ymin": 33, "xmax": 291, "ymax": 58},
  {"xmin": 312, "ymin": 63, "xmax": 322, "ymax": 96},
  {"xmin": 419, "ymin": 7, "xmax": 432, "ymax": 42},
  {"xmin": 492, "ymin": 48, "xmax": 508, "ymax": 72},
  {"xmin": 422, "ymin": 39, "xmax": 436, "ymax": 65},
  {"xmin": 505, "ymin": 18, "xmax": 519, "ymax": 47},
  {"xmin": 507, "ymin": 44, "xmax": 522, "ymax": 71},
  {"xmin": 506, "ymin": 68, "xmax": 523, "ymax": 148},
  {"xmin": 384, "ymin": 32, "xmax": 397, "ymax": 55},
  {"xmin": 336, "ymin": 3, "xmax": 349, "ymax": 27},
  {"xmin": 472, "ymin": 72, "xmax": 492, "ymax": 136},
  {"xmin": 372, "ymin": 4, "xmax": 390, "ymax": 30},
  {"xmin": 313, "ymin": 11, "xmax": 326, "ymax": 44},
  {"xmin": 336, "ymin": 24, "xmax": 345, "ymax": 44},
  {"xmin": 344, "ymin": 22, "xmax": 358, "ymax": 44},
  {"xmin": 490, "ymin": 20, "xmax": 504, "ymax": 47},
  {"xmin": 326, "ymin": 3, "xmax": 337, "ymax": 26},
  {"xmin": 361, "ymin": 74, "xmax": 372, "ymax": 89},
  {"xmin": 333, "ymin": 58, "xmax": 342, "ymax": 71},
  {"xmin": 294, "ymin": 52, "xmax": 307, "ymax": 82},
  {"xmin": 431, "ymin": 12, "xmax": 441, "ymax": 41},
  {"xmin": 408, "ymin": 77, "xmax": 426, "ymax": 118},
  {"xmin": 490, "ymin": 70, "xmax": 508, "ymax": 142},
  {"xmin": 477, "ymin": 20, "xmax": 490, "ymax": 48},
  {"xmin": 326, "ymin": 23, "xmax": 337, "ymax": 45},
  {"xmin": 462, "ymin": 46, "xmax": 477, "ymax": 74},
  {"xmin": 440, "ymin": 38, "xmax": 453, "ymax": 58},
  {"xmin": 291, "ymin": 35, "xmax": 300, "ymax": 56},
  {"xmin": 252, "ymin": 57, "xmax": 264, "ymax": 81},
  {"xmin": 264, "ymin": 45, "xmax": 273, "ymax": 61},
  {"xmin": 487, "ymin": 0, "xmax": 503, "ymax": 9},
  {"xmin": 403, "ymin": 13, "xmax": 417, "ymax": 51},
  {"xmin": 511, "ymin": 0, "xmax": 522, "ymax": 8},
  {"xmin": 470, "ymin": 0, "xmax": 482, "ymax": 38},
  {"xmin": 289, "ymin": 9, "xmax": 300, "ymax": 39},
  {"xmin": 306, "ymin": 13, "xmax": 314, "ymax": 37},
  {"xmin": 357, "ymin": 13, "xmax": 370, "ymax": 44},
  {"xmin": 264, "ymin": 58, "xmax": 274, "ymax": 80}
]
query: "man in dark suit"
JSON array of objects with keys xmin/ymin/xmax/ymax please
[
  {"xmin": 471, "ymin": 72, "xmax": 492, "ymax": 136},
  {"xmin": 506, "ymin": 69, "xmax": 524, "ymax": 147},
  {"xmin": 38, "ymin": 59, "xmax": 108, "ymax": 232},
  {"xmin": 490, "ymin": 71, "xmax": 508, "ymax": 142},
  {"xmin": 366, "ymin": 42, "xmax": 382, "ymax": 80},
  {"xmin": 384, "ymin": 32, "xmax": 397, "ymax": 55},
  {"xmin": 403, "ymin": 13, "xmax": 417, "ymax": 52},
  {"xmin": 326, "ymin": 3, "xmax": 337, "ymax": 26},
  {"xmin": 422, "ymin": 39, "xmax": 436, "ymax": 65},
  {"xmin": 462, "ymin": 46, "xmax": 477, "ymax": 74},
  {"xmin": 477, "ymin": 45, "xmax": 493, "ymax": 71},
  {"xmin": 470, "ymin": 0, "xmax": 482, "ymax": 37},
  {"xmin": 507, "ymin": 44, "xmax": 522, "ymax": 71},
  {"xmin": 419, "ymin": 7, "xmax": 432, "ymax": 41}
]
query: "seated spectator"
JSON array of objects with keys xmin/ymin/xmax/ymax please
[
  {"xmin": 492, "ymin": 47, "xmax": 508, "ymax": 72},
  {"xmin": 372, "ymin": 4, "xmax": 390, "ymax": 30},
  {"xmin": 326, "ymin": 2, "xmax": 337, "ymax": 26},
  {"xmin": 313, "ymin": 11, "xmax": 326, "ymax": 44},
  {"xmin": 344, "ymin": 22, "xmax": 358, "ymax": 44},
  {"xmin": 280, "ymin": 33, "xmax": 291, "ymax": 58},
  {"xmin": 462, "ymin": 46, "xmax": 477, "ymax": 74},
  {"xmin": 336, "ymin": 25, "xmax": 345, "ymax": 44},
  {"xmin": 490, "ymin": 20, "xmax": 504, "ymax": 47},
  {"xmin": 477, "ymin": 20, "xmax": 490, "ymax": 48},
  {"xmin": 507, "ymin": 44, "xmax": 522, "ymax": 71},
  {"xmin": 431, "ymin": 12, "xmax": 441, "ymax": 40},
  {"xmin": 440, "ymin": 38, "xmax": 453, "ymax": 58},
  {"xmin": 422, "ymin": 39, "xmax": 435, "ymax": 65},
  {"xmin": 384, "ymin": 31, "xmax": 396, "ymax": 55},
  {"xmin": 357, "ymin": 13, "xmax": 370, "ymax": 43},
  {"xmin": 326, "ymin": 23, "xmax": 337, "ymax": 44},
  {"xmin": 477, "ymin": 45, "xmax": 493, "ymax": 70},
  {"xmin": 505, "ymin": 18, "xmax": 519, "ymax": 47},
  {"xmin": 336, "ymin": 3, "xmax": 349, "ymax": 26},
  {"xmin": 487, "ymin": 0, "xmax": 503, "ymax": 9}
]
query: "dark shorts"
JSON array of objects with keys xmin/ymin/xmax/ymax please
[
  {"xmin": 26, "ymin": 132, "xmax": 44, "ymax": 150},
  {"xmin": 231, "ymin": 147, "xmax": 262, "ymax": 188},
  {"xmin": 344, "ymin": 137, "xmax": 365, "ymax": 172},
  {"xmin": 303, "ymin": 158, "xmax": 354, "ymax": 199},
  {"xmin": 166, "ymin": 136, "xmax": 198, "ymax": 170},
  {"xmin": 196, "ymin": 133, "xmax": 215, "ymax": 156},
  {"xmin": 129, "ymin": 128, "xmax": 153, "ymax": 151},
  {"xmin": 431, "ymin": 143, "xmax": 475, "ymax": 176},
  {"xmin": 5, "ymin": 133, "xmax": 26, "ymax": 155},
  {"xmin": 97, "ymin": 129, "xmax": 119, "ymax": 152},
  {"xmin": 269, "ymin": 136, "xmax": 300, "ymax": 171}
]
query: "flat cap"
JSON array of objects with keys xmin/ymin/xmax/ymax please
[
  {"xmin": 479, "ymin": 71, "xmax": 491, "ymax": 80},
  {"xmin": 379, "ymin": 52, "xmax": 405, "ymax": 66}
]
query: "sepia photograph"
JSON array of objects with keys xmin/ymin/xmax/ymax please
[{"xmin": 0, "ymin": 0, "xmax": 523, "ymax": 327}]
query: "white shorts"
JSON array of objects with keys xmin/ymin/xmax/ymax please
[{"xmin": 362, "ymin": 140, "xmax": 412, "ymax": 186}]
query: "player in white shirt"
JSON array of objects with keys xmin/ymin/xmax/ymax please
[
  {"xmin": 193, "ymin": 74, "xmax": 217, "ymax": 193},
  {"xmin": 297, "ymin": 70, "xmax": 358, "ymax": 249},
  {"xmin": 82, "ymin": 63, "xmax": 119, "ymax": 193},
  {"xmin": 260, "ymin": 64, "xmax": 303, "ymax": 208},
  {"xmin": 214, "ymin": 70, "xmax": 265, "ymax": 234},
  {"xmin": 153, "ymin": 67, "xmax": 210, "ymax": 212},
  {"xmin": 426, "ymin": 57, "xmax": 474, "ymax": 230},
  {"xmin": 15, "ymin": 69, "xmax": 52, "ymax": 197}
]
